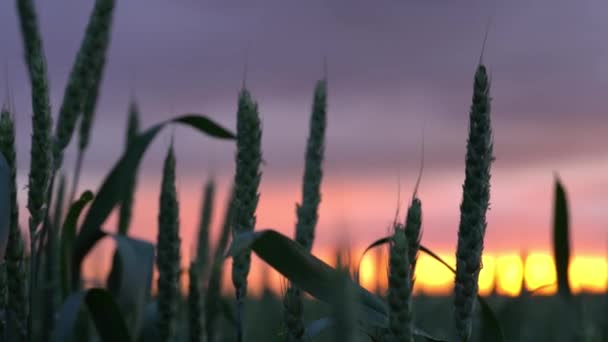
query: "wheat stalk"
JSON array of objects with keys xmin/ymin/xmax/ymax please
[
  {"xmin": 331, "ymin": 252, "xmax": 357, "ymax": 342},
  {"xmin": 17, "ymin": 0, "xmax": 53, "ymax": 250},
  {"xmin": 106, "ymin": 101, "xmax": 141, "ymax": 293},
  {"xmin": 41, "ymin": 174, "xmax": 65, "ymax": 339},
  {"xmin": 16, "ymin": 1, "xmax": 54, "ymax": 338},
  {"xmin": 283, "ymin": 79, "xmax": 327, "ymax": 341},
  {"xmin": 453, "ymin": 63, "xmax": 493, "ymax": 342},
  {"xmin": 387, "ymin": 223, "xmax": 413, "ymax": 342},
  {"xmin": 405, "ymin": 198, "xmax": 422, "ymax": 290},
  {"xmin": 206, "ymin": 187, "xmax": 235, "ymax": 342},
  {"xmin": 0, "ymin": 107, "xmax": 28, "ymax": 340},
  {"xmin": 117, "ymin": 100, "xmax": 140, "ymax": 235},
  {"xmin": 72, "ymin": 1, "xmax": 112, "ymax": 180},
  {"xmin": 41, "ymin": 175, "xmax": 64, "ymax": 340},
  {"xmin": 156, "ymin": 144, "xmax": 181, "ymax": 342},
  {"xmin": 294, "ymin": 79, "xmax": 327, "ymax": 251},
  {"xmin": 231, "ymin": 87, "xmax": 262, "ymax": 341},
  {"xmin": 195, "ymin": 179, "xmax": 215, "ymax": 277},
  {"xmin": 53, "ymin": 0, "xmax": 115, "ymax": 168},
  {"xmin": 188, "ymin": 261, "xmax": 206, "ymax": 342}
]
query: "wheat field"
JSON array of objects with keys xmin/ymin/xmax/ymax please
[{"xmin": 0, "ymin": 1, "xmax": 606, "ymax": 342}]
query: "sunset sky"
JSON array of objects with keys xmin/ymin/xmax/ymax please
[{"xmin": 0, "ymin": 0, "xmax": 606, "ymax": 295}]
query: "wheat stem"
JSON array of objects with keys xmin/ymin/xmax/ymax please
[
  {"xmin": 188, "ymin": 261, "xmax": 206, "ymax": 342},
  {"xmin": 41, "ymin": 174, "xmax": 65, "ymax": 340},
  {"xmin": 0, "ymin": 107, "xmax": 28, "ymax": 341},
  {"xmin": 206, "ymin": 187, "xmax": 235, "ymax": 342},
  {"xmin": 331, "ymin": 253, "xmax": 357, "ymax": 342}
]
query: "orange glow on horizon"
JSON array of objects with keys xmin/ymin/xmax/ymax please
[
  {"xmin": 65, "ymin": 156, "xmax": 608, "ymax": 300},
  {"xmin": 216, "ymin": 250, "xmax": 606, "ymax": 298},
  {"xmin": 82, "ymin": 244, "xmax": 607, "ymax": 298},
  {"xmin": 524, "ymin": 253, "xmax": 557, "ymax": 294},
  {"xmin": 496, "ymin": 255, "xmax": 524, "ymax": 296},
  {"xmin": 570, "ymin": 257, "xmax": 608, "ymax": 293}
]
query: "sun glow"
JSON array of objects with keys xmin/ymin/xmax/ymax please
[
  {"xmin": 524, "ymin": 253, "xmax": 557, "ymax": 294},
  {"xmin": 570, "ymin": 257, "xmax": 608, "ymax": 293},
  {"xmin": 413, "ymin": 253, "xmax": 455, "ymax": 295},
  {"xmin": 478, "ymin": 255, "xmax": 496, "ymax": 295},
  {"xmin": 210, "ymin": 250, "xmax": 606, "ymax": 298},
  {"xmin": 83, "ymin": 245, "xmax": 607, "ymax": 298}
]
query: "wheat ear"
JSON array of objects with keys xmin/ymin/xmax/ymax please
[
  {"xmin": 453, "ymin": 63, "xmax": 493, "ymax": 342},
  {"xmin": 231, "ymin": 87, "xmax": 262, "ymax": 342},
  {"xmin": 156, "ymin": 144, "xmax": 181, "ymax": 342}
]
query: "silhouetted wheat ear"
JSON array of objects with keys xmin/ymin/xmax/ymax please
[
  {"xmin": 17, "ymin": 0, "xmax": 53, "ymax": 240},
  {"xmin": 283, "ymin": 78, "xmax": 327, "ymax": 341},
  {"xmin": 231, "ymin": 87, "xmax": 262, "ymax": 341},
  {"xmin": 106, "ymin": 101, "xmax": 141, "ymax": 295},
  {"xmin": 117, "ymin": 100, "xmax": 140, "ymax": 235},
  {"xmin": 453, "ymin": 63, "xmax": 493, "ymax": 342},
  {"xmin": 294, "ymin": 79, "xmax": 327, "ymax": 251},
  {"xmin": 16, "ymin": 2, "xmax": 53, "ymax": 339},
  {"xmin": 156, "ymin": 144, "xmax": 181, "ymax": 342},
  {"xmin": 405, "ymin": 198, "xmax": 422, "ymax": 288},
  {"xmin": 69, "ymin": 0, "xmax": 115, "ymax": 205},
  {"xmin": 388, "ymin": 224, "xmax": 413, "ymax": 342},
  {"xmin": 77, "ymin": 1, "xmax": 115, "ymax": 153},
  {"xmin": 53, "ymin": 0, "xmax": 115, "ymax": 168},
  {"xmin": 195, "ymin": 179, "xmax": 215, "ymax": 276},
  {"xmin": 0, "ymin": 108, "xmax": 28, "ymax": 339}
]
